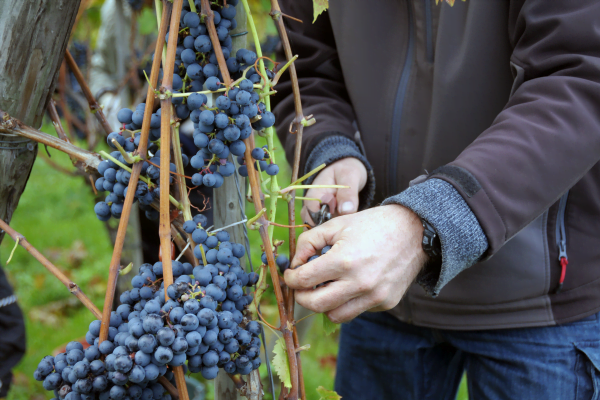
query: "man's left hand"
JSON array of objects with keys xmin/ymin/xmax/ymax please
[{"xmin": 284, "ymin": 204, "xmax": 428, "ymax": 323}]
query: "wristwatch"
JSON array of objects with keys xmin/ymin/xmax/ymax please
[{"xmin": 420, "ymin": 218, "xmax": 442, "ymax": 263}]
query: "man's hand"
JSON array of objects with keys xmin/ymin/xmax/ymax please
[
  {"xmin": 302, "ymin": 158, "xmax": 367, "ymax": 224},
  {"xmin": 285, "ymin": 204, "xmax": 428, "ymax": 323}
]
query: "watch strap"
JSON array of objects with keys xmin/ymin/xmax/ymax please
[{"xmin": 421, "ymin": 218, "xmax": 442, "ymax": 261}]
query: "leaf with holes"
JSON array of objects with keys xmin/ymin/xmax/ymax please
[
  {"xmin": 272, "ymin": 336, "xmax": 292, "ymax": 389},
  {"xmin": 319, "ymin": 313, "xmax": 339, "ymax": 336},
  {"xmin": 316, "ymin": 386, "xmax": 342, "ymax": 400},
  {"xmin": 313, "ymin": 0, "xmax": 329, "ymax": 23}
]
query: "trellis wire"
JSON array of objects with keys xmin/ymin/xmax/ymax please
[{"xmin": 207, "ymin": 217, "xmax": 248, "ymax": 234}]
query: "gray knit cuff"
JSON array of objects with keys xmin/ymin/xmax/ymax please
[
  {"xmin": 304, "ymin": 134, "xmax": 376, "ymax": 209},
  {"xmin": 382, "ymin": 178, "xmax": 489, "ymax": 297}
]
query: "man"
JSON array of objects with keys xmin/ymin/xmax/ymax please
[{"xmin": 272, "ymin": 1, "xmax": 600, "ymax": 399}]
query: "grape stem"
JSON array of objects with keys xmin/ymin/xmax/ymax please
[
  {"xmin": 200, "ymin": 0, "xmax": 232, "ymax": 87},
  {"xmin": 172, "ymin": 224, "xmax": 196, "ymax": 264},
  {"xmin": 170, "ymin": 84, "xmax": 263, "ymax": 97},
  {"xmin": 279, "ymin": 184, "xmax": 350, "ymax": 194},
  {"xmin": 157, "ymin": 1, "xmax": 191, "ymax": 399},
  {"xmin": 293, "ymin": 312, "xmax": 317, "ymax": 326},
  {"xmin": 268, "ymin": 222, "xmax": 311, "ymax": 230},
  {"xmin": 171, "ymin": 123, "xmax": 199, "ymax": 264},
  {"xmin": 246, "ymin": 208, "xmax": 267, "ymax": 228},
  {"xmin": 289, "ymin": 163, "xmax": 326, "ymax": 187},
  {"xmin": 98, "ymin": 150, "xmax": 183, "ymax": 210},
  {"xmin": 270, "ymin": 55, "xmax": 298, "ymax": 86},
  {"xmin": 263, "ymin": 194, "xmax": 321, "ymax": 202},
  {"xmin": 110, "ymin": 138, "xmax": 137, "ymax": 164},
  {"xmin": 158, "ymin": 376, "xmax": 180, "ymax": 399}
]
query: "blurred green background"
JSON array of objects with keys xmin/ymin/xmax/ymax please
[{"xmin": 0, "ymin": 1, "xmax": 469, "ymax": 399}]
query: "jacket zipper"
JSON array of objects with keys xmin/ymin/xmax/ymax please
[
  {"xmin": 424, "ymin": 0, "xmax": 433, "ymax": 62},
  {"xmin": 554, "ymin": 191, "xmax": 569, "ymax": 293},
  {"xmin": 389, "ymin": 0, "xmax": 415, "ymax": 195}
]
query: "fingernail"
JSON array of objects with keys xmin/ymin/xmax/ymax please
[{"xmin": 340, "ymin": 201, "xmax": 354, "ymax": 213}]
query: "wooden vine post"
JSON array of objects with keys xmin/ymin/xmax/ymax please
[
  {"xmin": 0, "ymin": 0, "xmax": 81, "ymax": 245},
  {"xmin": 213, "ymin": 1, "xmax": 256, "ymax": 399}
]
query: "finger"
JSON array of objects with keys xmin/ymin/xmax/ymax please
[
  {"xmin": 319, "ymin": 193, "xmax": 336, "ymax": 211},
  {"xmin": 289, "ymin": 220, "xmax": 341, "ymax": 269},
  {"xmin": 294, "ymin": 280, "xmax": 356, "ymax": 313},
  {"xmin": 326, "ymin": 294, "xmax": 379, "ymax": 324},
  {"xmin": 304, "ymin": 194, "xmax": 324, "ymax": 213},
  {"xmin": 304, "ymin": 168, "xmax": 337, "ymax": 213},
  {"xmin": 284, "ymin": 251, "xmax": 344, "ymax": 290},
  {"xmin": 334, "ymin": 167, "xmax": 362, "ymax": 215}
]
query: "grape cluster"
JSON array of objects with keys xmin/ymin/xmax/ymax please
[
  {"xmin": 93, "ymin": 110, "xmax": 182, "ymax": 222},
  {"xmin": 235, "ymin": 145, "xmax": 278, "ymax": 178},
  {"xmin": 93, "ymin": 0, "xmax": 280, "ymax": 222},
  {"xmin": 62, "ymin": 1, "xmax": 283, "ymax": 395},
  {"xmin": 34, "ymin": 214, "xmax": 262, "ymax": 399},
  {"xmin": 175, "ymin": 0, "xmax": 280, "ymax": 187}
]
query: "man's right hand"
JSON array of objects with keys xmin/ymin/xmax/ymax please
[{"xmin": 302, "ymin": 158, "xmax": 367, "ymax": 225}]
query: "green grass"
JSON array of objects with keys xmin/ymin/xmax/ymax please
[{"xmin": 0, "ymin": 124, "xmax": 468, "ymax": 399}]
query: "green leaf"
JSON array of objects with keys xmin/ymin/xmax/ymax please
[
  {"xmin": 313, "ymin": 0, "xmax": 329, "ymax": 23},
  {"xmin": 272, "ymin": 336, "xmax": 292, "ymax": 389},
  {"xmin": 138, "ymin": 8, "xmax": 158, "ymax": 36},
  {"xmin": 316, "ymin": 386, "xmax": 342, "ymax": 400},
  {"xmin": 319, "ymin": 313, "xmax": 340, "ymax": 336}
]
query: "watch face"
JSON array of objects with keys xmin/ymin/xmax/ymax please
[{"xmin": 423, "ymin": 235, "xmax": 433, "ymax": 247}]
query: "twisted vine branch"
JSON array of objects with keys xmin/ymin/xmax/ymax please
[{"xmin": 98, "ymin": 0, "xmax": 172, "ymax": 343}]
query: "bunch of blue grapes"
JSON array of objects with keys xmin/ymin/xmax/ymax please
[
  {"xmin": 93, "ymin": 106, "xmax": 181, "ymax": 222},
  {"xmin": 175, "ymin": 1, "xmax": 280, "ymax": 187},
  {"xmin": 235, "ymin": 145, "xmax": 278, "ymax": 178},
  {"xmin": 93, "ymin": 0, "xmax": 280, "ymax": 222},
  {"xmin": 34, "ymin": 215, "xmax": 262, "ymax": 399}
]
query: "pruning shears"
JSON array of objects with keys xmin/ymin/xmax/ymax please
[{"xmin": 307, "ymin": 203, "xmax": 332, "ymax": 227}]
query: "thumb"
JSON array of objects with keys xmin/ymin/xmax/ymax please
[{"xmin": 335, "ymin": 171, "xmax": 362, "ymax": 215}]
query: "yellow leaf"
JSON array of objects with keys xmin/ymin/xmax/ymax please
[
  {"xmin": 319, "ymin": 313, "xmax": 339, "ymax": 336},
  {"xmin": 272, "ymin": 336, "xmax": 292, "ymax": 389},
  {"xmin": 316, "ymin": 386, "xmax": 342, "ymax": 400},
  {"xmin": 313, "ymin": 0, "xmax": 329, "ymax": 23}
]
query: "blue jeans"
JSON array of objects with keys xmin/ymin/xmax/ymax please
[{"xmin": 335, "ymin": 311, "xmax": 600, "ymax": 400}]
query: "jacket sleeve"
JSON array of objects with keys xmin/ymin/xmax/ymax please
[
  {"xmin": 270, "ymin": 2, "xmax": 361, "ymax": 176},
  {"xmin": 426, "ymin": 0, "xmax": 600, "ymax": 257}
]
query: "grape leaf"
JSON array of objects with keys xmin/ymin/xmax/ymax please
[
  {"xmin": 313, "ymin": 0, "xmax": 329, "ymax": 23},
  {"xmin": 272, "ymin": 336, "xmax": 292, "ymax": 389},
  {"xmin": 319, "ymin": 313, "xmax": 339, "ymax": 336},
  {"xmin": 316, "ymin": 386, "xmax": 342, "ymax": 400}
]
